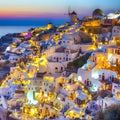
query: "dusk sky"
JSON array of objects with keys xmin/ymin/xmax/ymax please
[{"xmin": 0, "ymin": 0, "xmax": 120, "ymax": 26}]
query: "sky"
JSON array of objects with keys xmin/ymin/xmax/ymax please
[{"xmin": 0, "ymin": 0, "xmax": 120, "ymax": 26}]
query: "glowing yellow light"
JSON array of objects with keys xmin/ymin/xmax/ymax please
[
  {"xmin": 44, "ymin": 93, "xmax": 48, "ymax": 97},
  {"xmin": 44, "ymin": 75, "xmax": 54, "ymax": 82},
  {"xmin": 81, "ymin": 86, "xmax": 84, "ymax": 89},
  {"xmin": 84, "ymin": 90, "xmax": 88, "ymax": 94},
  {"xmin": 108, "ymin": 53, "xmax": 113, "ymax": 60}
]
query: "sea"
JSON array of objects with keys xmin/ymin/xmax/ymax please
[{"xmin": 0, "ymin": 26, "xmax": 39, "ymax": 38}]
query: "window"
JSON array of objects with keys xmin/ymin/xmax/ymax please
[
  {"xmin": 105, "ymin": 49, "xmax": 107, "ymax": 52},
  {"xmin": 105, "ymin": 103, "xmax": 107, "ymax": 107},
  {"xmin": 55, "ymin": 67, "xmax": 58, "ymax": 70},
  {"xmin": 40, "ymin": 81, "xmax": 42, "ymax": 84},
  {"xmin": 113, "ymin": 89, "xmax": 115, "ymax": 92}
]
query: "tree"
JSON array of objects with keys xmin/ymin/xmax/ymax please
[
  {"xmin": 67, "ymin": 53, "xmax": 90, "ymax": 70},
  {"xmin": 96, "ymin": 104, "xmax": 120, "ymax": 120}
]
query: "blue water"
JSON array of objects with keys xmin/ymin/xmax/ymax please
[
  {"xmin": 0, "ymin": 26, "xmax": 39, "ymax": 38},
  {"xmin": 0, "ymin": 18, "xmax": 69, "ymax": 27},
  {"xmin": 0, "ymin": 18, "xmax": 70, "ymax": 38}
]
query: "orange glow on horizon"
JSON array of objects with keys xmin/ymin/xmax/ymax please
[
  {"xmin": 0, "ymin": 11, "xmax": 64, "ymax": 18},
  {"xmin": 0, "ymin": 6, "xmax": 64, "ymax": 18}
]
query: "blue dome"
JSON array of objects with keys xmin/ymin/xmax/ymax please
[{"xmin": 117, "ymin": 16, "xmax": 120, "ymax": 20}]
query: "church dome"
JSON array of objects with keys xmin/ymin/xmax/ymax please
[
  {"xmin": 92, "ymin": 8, "xmax": 104, "ymax": 17},
  {"xmin": 117, "ymin": 16, "xmax": 120, "ymax": 20}
]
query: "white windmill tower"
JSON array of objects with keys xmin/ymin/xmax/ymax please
[{"xmin": 64, "ymin": 7, "xmax": 79, "ymax": 24}]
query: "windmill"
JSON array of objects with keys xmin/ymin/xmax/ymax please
[
  {"xmin": 64, "ymin": 6, "xmax": 71, "ymax": 16},
  {"xmin": 64, "ymin": 7, "xmax": 80, "ymax": 24}
]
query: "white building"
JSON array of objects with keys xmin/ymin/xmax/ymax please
[
  {"xmin": 28, "ymin": 79, "xmax": 43, "ymax": 93},
  {"xmin": 112, "ymin": 26, "xmax": 120, "ymax": 37},
  {"xmin": 59, "ymin": 32, "xmax": 80, "ymax": 47},
  {"xmin": 92, "ymin": 68, "xmax": 117, "ymax": 80},
  {"xmin": 39, "ymin": 62, "xmax": 66, "ymax": 74},
  {"xmin": 27, "ymin": 78, "xmax": 44, "ymax": 105},
  {"xmin": 107, "ymin": 13, "xmax": 120, "ymax": 19},
  {"xmin": 5, "ymin": 46, "xmax": 12, "ymax": 53},
  {"xmin": 59, "ymin": 34, "xmax": 75, "ymax": 47},
  {"xmin": 108, "ymin": 45, "xmax": 120, "ymax": 65},
  {"xmin": 97, "ymin": 96, "xmax": 120, "ymax": 110},
  {"xmin": 112, "ymin": 82, "xmax": 120, "ymax": 95},
  {"xmin": 77, "ymin": 69, "xmax": 92, "ymax": 82},
  {"xmin": 75, "ymin": 91, "xmax": 88, "ymax": 102},
  {"xmin": 8, "ymin": 54, "xmax": 21, "ymax": 63},
  {"xmin": 49, "ymin": 47, "xmax": 78, "ymax": 62},
  {"xmin": 0, "ymin": 79, "xmax": 19, "ymax": 98},
  {"xmin": 43, "ymin": 74, "xmax": 55, "ymax": 94}
]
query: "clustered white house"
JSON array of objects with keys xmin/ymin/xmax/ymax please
[
  {"xmin": 0, "ymin": 10, "xmax": 120, "ymax": 120},
  {"xmin": 96, "ymin": 81, "xmax": 120, "ymax": 110},
  {"xmin": 107, "ymin": 12, "xmax": 120, "ymax": 19},
  {"xmin": 39, "ymin": 29, "xmax": 92, "ymax": 74},
  {"xmin": 4, "ymin": 39, "xmax": 33, "ymax": 63}
]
